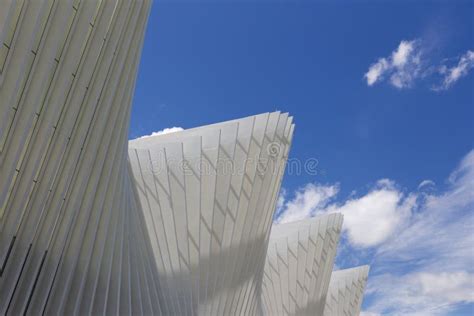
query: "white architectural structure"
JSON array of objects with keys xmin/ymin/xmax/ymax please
[
  {"xmin": 261, "ymin": 214, "xmax": 343, "ymax": 315},
  {"xmin": 323, "ymin": 266, "xmax": 370, "ymax": 316},
  {"xmin": 0, "ymin": 0, "xmax": 154, "ymax": 314},
  {"xmin": 129, "ymin": 112, "xmax": 294, "ymax": 315},
  {"xmin": 0, "ymin": 0, "xmax": 369, "ymax": 315}
]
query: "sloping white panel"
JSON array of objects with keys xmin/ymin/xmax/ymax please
[
  {"xmin": 0, "ymin": 1, "xmax": 371, "ymax": 314},
  {"xmin": 323, "ymin": 265, "xmax": 370, "ymax": 316},
  {"xmin": 261, "ymin": 213, "xmax": 343, "ymax": 315},
  {"xmin": 0, "ymin": 0, "xmax": 154, "ymax": 313},
  {"xmin": 128, "ymin": 112, "xmax": 294, "ymax": 316}
]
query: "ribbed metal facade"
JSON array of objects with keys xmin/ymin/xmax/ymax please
[
  {"xmin": 0, "ymin": 0, "xmax": 153, "ymax": 314},
  {"xmin": 0, "ymin": 1, "xmax": 369, "ymax": 315},
  {"xmin": 128, "ymin": 112, "xmax": 294, "ymax": 315},
  {"xmin": 261, "ymin": 214, "xmax": 343, "ymax": 316},
  {"xmin": 323, "ymin": 266, "xmax": 370, "ymax": 316}
]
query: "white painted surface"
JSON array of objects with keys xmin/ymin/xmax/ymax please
[{"xmin": 0, "ymin": 1, "xmax": 369, "ymax": 314}]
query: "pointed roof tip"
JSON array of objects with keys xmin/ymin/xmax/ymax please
[
  {"xmin": 270, "ymin": 213, "xmax": 344, "ymax": 242},
  {"xmin": 273, "ymin": 212, "xmax": 344, "ymax": 227},
  {"xmin": 333, "ymin": 265, "xmax": 370, "ymax": 277},
  {"xmin": 129, "ymin": 111, "xmax": 294, "ymax": 147}
]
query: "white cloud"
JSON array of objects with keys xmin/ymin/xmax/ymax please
[
  {"xmin": 436, "ymin": 50, "xmax": 474, "ymax": 90},
  {"xmin": 365, "ymin": 39, "xmax": 473, "ymax": 90},
  {"xmin": 417, "ymin": 271, "xmax": 474, "ymax": 303},
  {"xmin": 365, "ymin": 271, "xmax": 474, "ymax": 316},
  {"xmin": 365, "ymin": 58, "xmax": 389, "ymax": 86},
  {"xmin": 276, "ymin": 150, "xmax": 474, "ymax": 315},
  {"xmin": 374, "ymin": 178, "xmax": 396, "ymax": 189},
  {"xmin": 327, "ymin": 185, "xmax": 415, "ymax": 248},
  {"xmin": 275, "ymin": 183, "xmax": 338, "ymax": 224},
  {"xmin": 376, "ymin": 150, "xmax": 474, "ymax": 266},
  {"xmin": 392, "ymin": 40, "xmax": 415, "ymax": 67},
  {"xmin": 364, "ymin": 150, "xmax": 474, "ymax": 315},
  {"xmin": 136, "ymin": 126, "xmax": 184, "ymax": 139},
  {"xmin": 417, "ymin": 179, "xmax": 435, "ymax": 189},
  {"xmin": 365, "ymin": 40, "xmax": 422, "ymax": 88},
  {"xmin": 276, "ymin": 179, "xmax": 414, "ymax": 248},
  {"xmin": 275, "ymin": 188, "xmax": 286, "ymax": 217}
]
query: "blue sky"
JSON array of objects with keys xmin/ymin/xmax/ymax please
[{"xmin": 130, "ymin": 1, "xmax": 473, "ymax": 315}]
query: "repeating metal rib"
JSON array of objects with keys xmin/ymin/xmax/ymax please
[
  {"xmin": 0, "ymin": 1, "xmax": 371, "ymax": 314},
  {"xmin": 261, "ymin": 213, "xmax": 343, "ymax": 315},
  {"xmin": 0, "ymin": 0, "xmax": 154, "ymax": 313},
  {"xmin": 128, "ymin": 112, "xmax": 294, "ymax": 315},
  {"xmin": 323, "ymin": 265, "xmax": 370, "ymax": 316}
]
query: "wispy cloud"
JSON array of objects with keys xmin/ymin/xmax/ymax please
[
  {"xmin": 275, "ymin": 183, "xmax": 338, "ymax": 224},
  {"xmin": 366, "ymin": 271, "xmax": 474, "ymax": 316},
  {"xmin": 276, "ymin": 149, "xmax": 474, "ymax": 314},
  {"xmin": 417, "ymin": 179, "xmax": 435, "ymax": 189},
  {"xmin": 363, "ymin": 151, "xmax": 474, "ymax": 315},
  {"xmin": 135, "ymin": 126, "xmax": 184, "ymax": 139},
  {"xmin": 365, "ymin": 39, "xmax": 473, "ymax": 91},
  {"xmin": 435, "ymin": 50, "xmax": 474, "ymax": 91},
  {"xmin": 365, "ymin": 40, "xmax": 423, "ymax": 89},
  {"xmin": 365, "ymin": 58, "xmax": 389, "ymax": 86}
]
